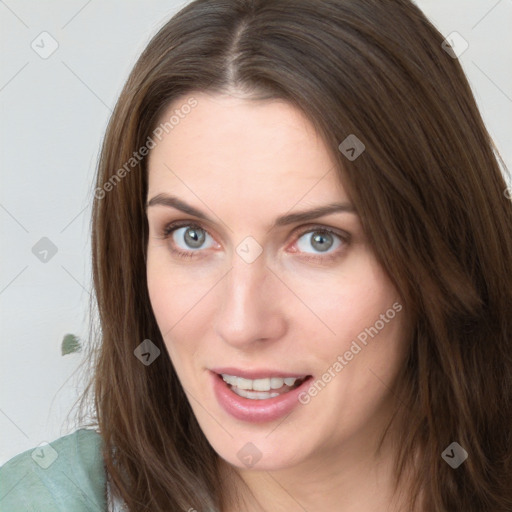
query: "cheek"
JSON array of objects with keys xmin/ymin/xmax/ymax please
[
  {"xmin": 299, "ymin": 263, "xmax": 407, "ymax": 430},
  {"xmin": 147, "ymin": 276, "xmax": 192, "ymax": 381},
  {"xmin": 146, "ymin": 250, "xmax": 201, "ymax": 331},
  {"xmin": 147, "ymin": 256, "xmax": 191, "ymax": 358},
  {"xmin": 146, "ymin": 253, "xmax": 216, "ymax": 370},
  {"xmin": 321, "ymin": 284, "xmax": 406, "ymax": 408},
  {"xmin": 147, "ymin": 256, "xmax": 172, "ymax": 330},
  {"xmin": 289, "ymin": 249, "xmax": 401, "ymax": 359}
]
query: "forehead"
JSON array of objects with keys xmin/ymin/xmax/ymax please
[{"xmin": 147, "ymin": 92, "xmax": 349, "ymax": 210}]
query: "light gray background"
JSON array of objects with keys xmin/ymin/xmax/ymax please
[{"xmin": 1, "ymin": 0, "xmax": 511, "ymax": 464}]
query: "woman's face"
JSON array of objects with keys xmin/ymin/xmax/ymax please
[{"xmin": 146, "ymin": 92, "xmax": 408, "ymax": 471}]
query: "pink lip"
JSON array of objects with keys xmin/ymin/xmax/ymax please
[
  {"xmin": 210, "ymin": 370, "xmax": 313, "ymax": 423},
  {"xmin": 210, "ymin": 367, "xmax": 309, "ymax": 379}
]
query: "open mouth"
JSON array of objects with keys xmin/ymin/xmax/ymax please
[{"xmin": 218, "ymin": 373, "xmax": 311, "ymax": 400}]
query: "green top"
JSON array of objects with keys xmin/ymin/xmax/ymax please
[{"xmin": 0, "ymin": 429, "xmax": 108, "ymax": 512}]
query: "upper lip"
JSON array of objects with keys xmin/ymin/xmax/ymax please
[{"xmin": 210, "ymin": 367, "xmax": 311, "ymax": 380}]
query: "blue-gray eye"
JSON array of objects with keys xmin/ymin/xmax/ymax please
[
  {"xmin": 172, "ymin": 226, "xmax": 214, "ymax": 250},
  {"xmin": 296, "ymin": 230, "xmax": 342, "ymax": 254}
]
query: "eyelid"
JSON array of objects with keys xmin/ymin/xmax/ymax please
[
  {"xmin": 161, "ymin": 220, "xmax": 207, "ymax": 237},
  {"xmin": 159, "ymin": 220, "xmax": 349, "ymax": 243},
  {"xmin": 157, "ymin": 219, "xmax": 350, "ymax": 260},
  {"xmin": 286, "ymin": 224, "xmax": 350, "ymax": 262},
  {"xmin": 161, "ymin": 220, "xmax": 219, "ymax": 251},
  {"xmin": 292, "ymin": 223, "xmax": 350, "ymax": 242}
]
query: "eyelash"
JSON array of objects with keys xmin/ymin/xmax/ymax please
[{"xmin": 157, "ymin": 220, "xmax": 350, "ymax": 263}]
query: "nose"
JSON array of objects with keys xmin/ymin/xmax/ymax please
[{"xmin": 214, "ymin": 252, "xmax": 287, "ymax": 349}]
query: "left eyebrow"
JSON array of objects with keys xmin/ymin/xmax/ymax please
[
  {"xmin": 145, "ymin": 193, "xmax": 357, "ymax": 228},
  {"xmin": 273, "ymin": 202, "xmax": 357, "ymax": 228}
]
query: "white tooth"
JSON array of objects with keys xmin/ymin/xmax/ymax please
[
  {"xmin": 253, "ymin": 391, "xmax": 279, "ymax": 399},
  {"xmin": 232, "ymin": 388, "xmax": 280, "ymax": 400},
  {"xmin": 222, "ymin": 374, "xmax": 302, "ymax": 391},
  {"xmin": 221, "ymin": 374, "xmax": 237, "ymax": 386},
  {"xmin": 252, "ymin": 378, "xmax": 271, "ymax": 391},
  {"xmin": 270, "ymin": 377, "xmax": 285, "ymax": 389},
  {"xmin": 236, "ymin": 377, "xmax": 253, "ymax": 390}
]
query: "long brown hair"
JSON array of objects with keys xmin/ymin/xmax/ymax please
[{"xmin": 78, "ymin": 0, "xmax": 512, "ymax": 510}]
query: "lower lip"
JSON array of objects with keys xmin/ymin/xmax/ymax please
[{"xmin": 211, "ymin": 371, "xmax": 313, "ymax": 423}]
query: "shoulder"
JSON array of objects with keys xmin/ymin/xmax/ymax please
[{"xmin": 0, "ymin": 428, "xmax": 106, "ymax": 512}]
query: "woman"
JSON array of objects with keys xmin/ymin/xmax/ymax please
[{"xmin": 1, "ymin": 0, "xmax": 511, "ymax": 510}]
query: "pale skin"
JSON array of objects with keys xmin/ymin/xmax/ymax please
[{"xmin": 146, "ymin": 91, "xmax": 413, "ymax": 511}]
